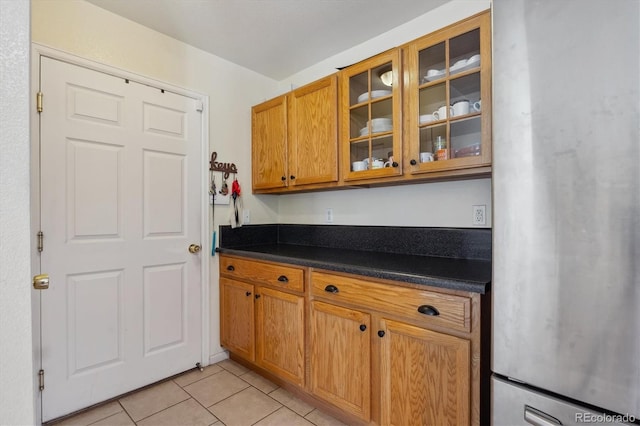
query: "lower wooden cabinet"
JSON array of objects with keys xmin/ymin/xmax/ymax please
[
  {"xmin": 256, "ymin": 287, "xmax": 305, "ymax": 386},
  {"xmin": 379, "ymin": 318, "xmax": 470, "ymax": 426},
  {"xmin": 220, "ymin": 277, "xmax": 255, "ymax": 361},
  {"xmin": 219, "ymin": 256, "xmax": 306, "ymax": 386},
  {"xmin": 219, "ymin": 255, "xmax": 486, "ymax": 425},
  {"xmin": 310, "ymin": 270, "xmax": 481, "ymax": 425},
  {"xmin": 310, "ymin": 301, "xmax": 371, "ymax": 421}
]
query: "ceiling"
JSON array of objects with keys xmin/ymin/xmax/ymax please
[{"xmin": 86, "ymin": 0, "xmax": 450, "ymax": 80}]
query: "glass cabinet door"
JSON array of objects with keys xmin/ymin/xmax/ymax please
[
  {"xmin": 405, "ymin": 12, "xmax": 491, "ymax": 174},
  {"xmin": 341, "ymin": 49, "xmax": 402, "ymax": 181}
]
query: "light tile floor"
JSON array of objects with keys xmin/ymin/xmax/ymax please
[{"xmin": 49, "ymin": 360, "xmax": 346, "ymax": 426}]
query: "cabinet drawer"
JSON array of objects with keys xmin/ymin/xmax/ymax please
[
  {"xmin": 221, "ymin": 256, "xmax": 304, "ymax": 292},
  {"xmin": 311, "ymin": 271, "xmax": 471, "ymax": 332}
]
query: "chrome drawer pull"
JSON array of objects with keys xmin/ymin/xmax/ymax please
[{"xmin": 417, "ymin": 305, "xmax": 440, "ymax": 316}]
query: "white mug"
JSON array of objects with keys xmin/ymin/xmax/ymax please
[
  {"xmin": 372, "ymin": 159, "xmax": 384, "ymax": 169},
  {"xmin": 420, "ymin": 152, "xmax": 434, "ymax": 162},
  {"xmin": 352, "ymin": 161, "xmax": 366, "ymax": 171},
  {"xmin": 452, "ymin": 100, "xmax": 470, "ymax": 116},
  {"xmin": 472, "ymin": 100, "xmax": 482, "ymax": 112},
  {"xmin": 433, "ymin": 105, "xmax": 452, "ymax": 120}
]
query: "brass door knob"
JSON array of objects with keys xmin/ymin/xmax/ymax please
[
  {"xmin": 33, "ymin": 273, "xmax": 50, "ymax": 290},
  {"xmin": 188, "ymin": 244, "xmax": 201, "ymax": 254}
]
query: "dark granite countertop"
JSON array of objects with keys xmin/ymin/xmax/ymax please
[{"xmin": 217, "ymin": 225, "xmax": 492, "ymax": 294}]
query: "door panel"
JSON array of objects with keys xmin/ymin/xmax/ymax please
[
  {"xmin": 379, "ymin": 318, "xmax": 470, "ymax": 426},
  {"xmin": 67, "ymin": 270, "xmax": 124, "ymax": 375},
  {"xmin": 220, "ymin": 277, "xmax": 255, "ymax": 361},
  {"xmin": 255, "ymin": 287, "xmax": 305, "ymax": 385},
  {"xmin": 39, "ymin": 57, "xmax": 203, "ymax": 421},
  {"xmin": 143, "ymin": 264, "xmax": 187, "ymax": 355},
  {"xmin": 310, "ymin": 301, "xmax": 371, "ymax": 421}
]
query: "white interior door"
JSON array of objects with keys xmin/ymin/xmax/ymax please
[{"xmin": 39, "ymin": 56, "xmax": 203, "ymax": 421}]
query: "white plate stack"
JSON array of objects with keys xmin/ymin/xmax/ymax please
[{"xmin": 360, "ymin": 117, "xmax": 392, "ymax": 136}]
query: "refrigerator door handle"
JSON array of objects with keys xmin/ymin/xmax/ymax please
[{"xmin": 524, "ymin": 405, "xmax": 563, "ymax": 426}]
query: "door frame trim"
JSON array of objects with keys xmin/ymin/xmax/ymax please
[{"xmin": 30, "ymin": 43, "xmax": 211, "ymax": 424}]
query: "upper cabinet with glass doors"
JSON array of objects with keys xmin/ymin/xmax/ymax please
[
  {"xmin": 340, "ymin": 49, "xmax": 402, "ymax": 182},
  {"xmin": 404, "ymin": 11, "xmax": 491, "ymax": 175}
]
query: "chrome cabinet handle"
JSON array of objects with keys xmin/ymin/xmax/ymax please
[{"xmin": 524, "ymin": 406, "xmax": 562, "ymax": 426}]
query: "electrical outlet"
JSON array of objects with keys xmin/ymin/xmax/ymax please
[
  {"xmin": 243, "ymin": 209, "xmax": 250, "ymax": 224},
  {"xmin": 325, "ymin": 208, "xmax": 334, "ymax": 224},
  {"xmin": 472, "ymin": 205, "xmax": 486, "ymax": 226}
]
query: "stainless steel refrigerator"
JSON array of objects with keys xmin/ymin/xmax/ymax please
[{"xmin": 491, "ymin": 1, "xmax": 639, "ymax": 424}]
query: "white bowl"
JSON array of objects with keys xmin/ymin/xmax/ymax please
[
  {"xmin": 368, "ymin": 117, "xmax": 392, "ymax": 127},
  {"xmin": 467, "ymin": 54, "xmax": 481, "ymax": 64},
  {"xmin": 450, "ymin": 59, "xmax": 468, "ymax": 71},
  {"xmin": 371, "ymin": 89, "xmax": 391, "ymax": 99},
  {"xmin": 357, "ymin": 90, "xmax": 391, "ymax": 103}
]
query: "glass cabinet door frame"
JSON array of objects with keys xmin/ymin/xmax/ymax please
[
  {"xmin": 340, "ymin": 48, "xmax": 403, "ymax": 182},
  {"xmin": 403, "ymin": 11, "xmax": 491, "ymax": 175}
]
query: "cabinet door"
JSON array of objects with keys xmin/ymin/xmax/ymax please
[
  {"xmin": 220, "ymin": 277, "xmax": 255, "ymax": 361},
  {"xmin": 405, "ymin": 11, "xmax": 491, "ymax": 175},
  {"xmin": 255, "ymin": 287, "xmax": 305, "ymax": 386},
  {"xmin": 379, "ymin": 318, "xmax": 470, "ymax": 426},
  {"xmin": 340, "ymin": 49, "xmax": 403, "ymax": 181},
  {"xmin": 310, "ymin": 301, "xmax": 371, "ymax": 421},
  {"xmin": 288, "ymin": 74, "xmax": 338, "ymax": 187},
  {"xmin": 252, "ymin": 95, "xmax": 288, "ymax": 190}
]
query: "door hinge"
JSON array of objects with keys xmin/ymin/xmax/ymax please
[
  {"xmin": 195, "ymin": 100, "xmax": 204, "ymax": 112},
  {"xmin": 37, "ymin": 91, "xmax": 43, "ymax": 113},
  {"xmin": 39, "ymin": 369, "xmax": 44, "ymax": 391},
  {"xmin": 37, "ymin": 231, "xmax": 44, "ymax": 252}
]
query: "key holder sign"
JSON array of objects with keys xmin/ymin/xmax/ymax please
[
  {"xmin": 209, "ymin": 152, "xmax": 237, "ymax": 180},
  {"xmin": 209, "ymin": 152, "xmax": 238, "ymax": 206}
]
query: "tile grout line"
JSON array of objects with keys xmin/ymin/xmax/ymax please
[{"xmin": 127, "ymin": 394, "xmax": 191, "ymax": 424}]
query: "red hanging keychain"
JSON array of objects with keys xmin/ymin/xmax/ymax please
[
  {"xmin": 231, "ymin": 178, "xmax": 241, "ymax": 199},
  {"xmin": 231, "ymin": 177, "xmax": 242, "ymax": 227}
]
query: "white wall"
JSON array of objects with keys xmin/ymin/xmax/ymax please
[
  {"xmin": 30, "ymin": 0, "xmax": 280, "ymax": 365},
  {"xmin": 0, "ymin": 0, "xmax": 37, "ymax": 424},
  {"xmin": 272, "ymin": 0, "xmax": 493, "ymax": 227}
]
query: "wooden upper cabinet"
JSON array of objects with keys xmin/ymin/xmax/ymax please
[
  {"xmin": 251, "ymin": 11, "xmax": 492, "ymax": 192},
  {"xmin": 288, "ymin": 74, "xmax": 338, "ymax": 187},
  {"xmin": 340, "ymin": 48, "xmax": 403, "ymax": 181},
  {"xmin": 252, "ymin": 95, "xmax": 288, "ymax": 190},
  {"xmin": 252, "ymin": 74, "xmax": 338, "ymax": 193},
  {"xmin": 379, "ymin": 318, "xmax": 471, "ymax": 426},
  {"xmin": 403, "ymin": 11, "xmax": 491, "ymax": 176}
]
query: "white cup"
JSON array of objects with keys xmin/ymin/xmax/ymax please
[
  {"xmin": 372, "ymin": 159, "xmax": 384, "ymax": 169},
  {"xmin": 472, "ymin": 100, "xmax": 482, "ymax": 112},
  {"xmin": 352, "ymin": 161, "xmax": 366, "ymax": 171},
  {"xmin": 452, "ymin": 100, "xmax": 470, "ymax": 116},
  {"xmin": 433, "ymin": 105, "xmax": 452, "ymax": 120},
  {"xmin": 420, "ymin": 152, "xmax": 434, "ymax": 163}
]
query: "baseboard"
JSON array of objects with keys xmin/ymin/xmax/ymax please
[{"xmin": 209, "ymin": 350, "xmax": 229, "ymax": 366}]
